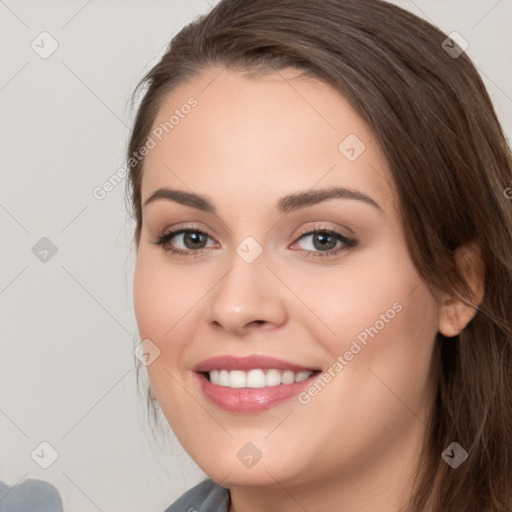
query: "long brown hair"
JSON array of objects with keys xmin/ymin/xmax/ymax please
[{"xmin": 125, "ymin": 0, "xmax": 512, "ymax": 509}]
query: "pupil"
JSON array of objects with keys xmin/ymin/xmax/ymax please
[
  {"xmin": 185, "ymin": 232, "xmax": 206, "ymax": 249},
  {"xmin": 314, "ymin": 233, "xmax": 336, "ymax": 251}
]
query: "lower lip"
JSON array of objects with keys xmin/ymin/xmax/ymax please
[{"xmin": 194, "ymin": 371, "xmax": 319, "ymax": 413}]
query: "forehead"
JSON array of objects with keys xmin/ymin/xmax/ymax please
[{"xmin": 140, "ymin": 67, "xmax": 395, "ymax": 213}]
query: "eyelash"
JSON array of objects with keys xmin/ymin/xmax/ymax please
[{"xmin": 153, "ymin": 225, "xmax": 358, "ymax": 259}]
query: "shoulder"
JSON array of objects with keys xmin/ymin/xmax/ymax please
[
  {"xmin": 0, "ymin": 479, "xmax": 64, "ymax": 510},
  {"xmin": 163, "ymin": 478, "xmax": 230, "ymax": 512}
]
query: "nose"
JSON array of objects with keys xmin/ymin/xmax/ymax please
[{"xmin": 205, "ymin": 250, "xmax": 288, "ymax": 336}]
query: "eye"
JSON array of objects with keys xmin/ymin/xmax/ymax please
[
  {"xmin": 154, "ymin": 228, "xmax": 217, "ymax": 256},
  {"xmin": 290, "ymin": 227, "xmax": 357, "ymax": 258},
  {"xmin": 153, "ymin": 225, "xmax": 357, "ymax": 259}
]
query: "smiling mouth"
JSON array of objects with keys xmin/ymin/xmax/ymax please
[{"xmin": 200, "ymin": 368, "xmax": 322, "ymax": 388}]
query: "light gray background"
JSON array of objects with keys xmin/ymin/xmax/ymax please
[{"xmin": 1, "ymin": 1, "xmax": 511, "ymax": 511}]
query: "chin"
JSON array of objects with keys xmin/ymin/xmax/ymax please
[
  {"xmin": 188, "ymin": 441, "xmax": 315, "ymax": 490},
  {"xmin": 205, "ymin": 465, "xmax": 295, "ymax": 489}
]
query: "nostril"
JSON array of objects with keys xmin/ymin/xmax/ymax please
[{"xmin": 249, "ymin": 320, "xmax": 266, "ymax": 327}]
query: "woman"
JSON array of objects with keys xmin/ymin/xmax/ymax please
[{"xmin": 126, "ymin": 0, "xmax": 512, "ymax": 510}]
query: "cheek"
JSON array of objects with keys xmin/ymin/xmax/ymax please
[
  {"xmin": 285, "ymin": 259, "xmax": 439, "ymax": 471},
  {"xmin": 133, "ymin": 251, "xmax": 202, "ymax": 424},
  {"xmin": 132, "ymin": 248, "xmax": 219, "ymax": 406},
  {"xmin": 311, "ymin": 255, "xmax": 438, "ymax": 428},
  {"xmin": 278, "ymin": 239, "xmax": 432, "ymax": 352},
  {"xmin": 290, "ymin": 241, "xmax": 439, "ymax": 409},
  {"xmin": 133, "ymin": 249, "xmax": 204, "ymax": 342},
  {"xmin": 133, "ymin": 256, "xmax": 165, "ymax": 340}
]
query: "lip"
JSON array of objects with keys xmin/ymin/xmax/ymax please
[
  {"xmin": 194, "ymin": 372, "xmax": 320, "ymax": 413},
  {"xmin": 192, "ymin": 354, "xmax": 319, "ymax": 373},
  {"xmin": 192, "ymin": 354, "xmax": 321, "ymax": 413}
]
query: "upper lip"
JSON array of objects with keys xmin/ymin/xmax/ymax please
[{"xmin": 192, "ymin": 355, "xmax": 320, "ymax": 373}]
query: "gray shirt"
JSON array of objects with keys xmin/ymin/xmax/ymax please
[
  {"xmin": 0, "ymin": 479, "xmax": 64, "ymax": 512},
  {"xmin": 164, "ymin": 479, "xmax": 230, "ymax": 512}
]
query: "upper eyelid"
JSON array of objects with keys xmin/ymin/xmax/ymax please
[
  {"xmin": 164, "ymin": 226, "xmax": 219, "ymax": 243},
  {"xmin": 161, "ymin": 224, "xmax": 350, "ymax": 238}
]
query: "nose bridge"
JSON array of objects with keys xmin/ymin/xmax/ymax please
[{"xmin": 205, "ymin": 241, "xmax": 287, "ymax": 333}]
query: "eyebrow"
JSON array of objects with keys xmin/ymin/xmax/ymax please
[{"xmin": 142, "ymin": 186, "xmax": 383, "ymax": 214}]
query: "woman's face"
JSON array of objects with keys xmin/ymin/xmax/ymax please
[{"xmin": 133, "ymin": 67, "xmax": 441, "ymax": 489}]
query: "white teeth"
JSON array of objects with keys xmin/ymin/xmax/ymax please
[
  {"xmin": 295, "ymin": 371, "xmax": 312, "ymax": 382},
  {"xmin": 246, "ymin": 369, "xmax": 266, "ymax": 388},
  {"xmin": 209, "ymin": 370, "xmax": 220, "ymax": 385},
  {"xmin": 281, "ymin": 370, "xmax": 295, "ymax": 384},
  {"xmin": 229, "ymin": 370, "xmax": 246, "ymax": 388},
  {"xmin": 266, "ymin": 369, "xmax": 281, "ymax": 387},
  {"xmin": 219, "ymin": 370, "xmax": 230, "ymax": 386},
  {"xmin": 206, "ymin": 369, "xmax": 315, "ymax": 388}
]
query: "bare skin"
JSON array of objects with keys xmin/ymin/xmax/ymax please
[{"xmin": 133, "ymin": 67, "xmax": 479, "ymax": 512}]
